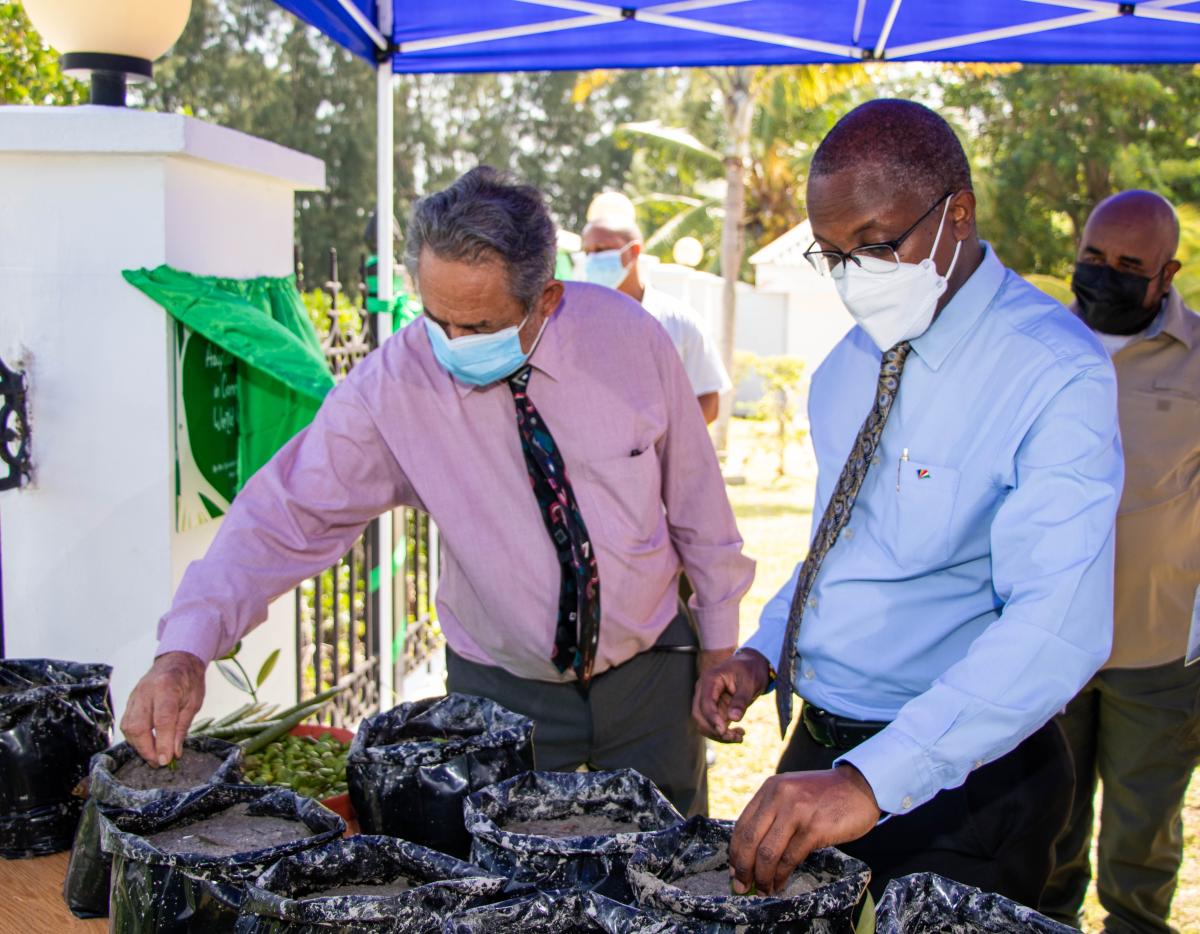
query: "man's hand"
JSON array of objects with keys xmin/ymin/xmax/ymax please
[
  {"xmin": 120, "ymin": 651, "xmax": 207, "ymax": 766},
  {"xmin": 697, "ymin": 646, "xmax": 734, "ymax": 681},
  {"xmin": 729, "ymin": 765, "xmax": 881, "ymax": 895},
  {"xmin": 692, "ymin": 648, "xmax": 770, "ymax": 743}
]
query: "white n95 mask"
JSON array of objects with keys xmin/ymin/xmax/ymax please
[{"xmin": 835, "ymin": 199, "xmax": 962, "ymax": 352}]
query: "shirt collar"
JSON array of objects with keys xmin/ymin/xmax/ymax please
[
  {"xmin": 449, "ymin": 295, "xmax": 567, "ymax": 398},
  {"xmin": 910, "ymin": 241, "xmax": 1005, "ymax": 371},
  {"xmin": 1159, "ymin": 287, "xmax": 1196, "ymax": 350}
]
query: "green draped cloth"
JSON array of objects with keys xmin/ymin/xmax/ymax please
[{"xmin": 123, "ymin": 265, "xmax": 335, "ymax": 491}]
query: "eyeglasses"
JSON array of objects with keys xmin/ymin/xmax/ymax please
[{"xmin": 804, "ymin": 190, "xmax": 955, "ymax": 279}]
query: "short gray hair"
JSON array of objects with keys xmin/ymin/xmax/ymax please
[{"xmin": 404, "ymin": 166, "xmax": 557, "ymax": 311}]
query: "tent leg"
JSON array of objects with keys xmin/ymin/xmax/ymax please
[{"xmin": 375, "ymin": 53, "xmax": 396, "ymax": 707}]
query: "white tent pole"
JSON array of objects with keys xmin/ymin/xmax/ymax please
[
  {"xmin": 333, "ymin": 0, "xmax": 388, "ymax": 50},
  {"xmin": 1034, "ymin": 0, "xmax": 1200, "ymax": 20},
  {"xmin": 886, "ymin": 0, "xmax": 1196, "ymax": 58},
  {"xmin": 399, "ymin": 14, "xmax": 615, "ymax": 54},
  {"xmin": 885, "ymin": 9, "xmax": 1113, "ymax": 58},
  {"xmin": 874, "ymin": 0, "xmax": 904, "ymax": 58},
  {"xmin": 375, "ymin": 0, "xmax": 396, "ymax": 707},
  {"xmin": 397, "ymin": 0, "xmax": 860, "ymax": 61}
]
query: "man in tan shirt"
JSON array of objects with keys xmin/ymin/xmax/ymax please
[{"xmin": 1044, "ymin": 190, "xmax": 1200, "ymax": 934}]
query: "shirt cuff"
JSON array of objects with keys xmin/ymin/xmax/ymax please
[
  {"xmin": 742, "ymin": 628, "xmax": 784, "ymax": 685},
  {"xmin": 690, "ymin": 602, "xmax": 739, "ymax": 651},
  {"xmin": 835, "ymin": 725, "xmax": 936, "ymax": 816},
  {"xmin": 156, "ymin": 613, "xmax": 223, "ymax": 665}
]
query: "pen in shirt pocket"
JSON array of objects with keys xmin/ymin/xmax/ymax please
[{"xmin": 896, "ymin": 447, "xmax": 909, "ymax": 492}]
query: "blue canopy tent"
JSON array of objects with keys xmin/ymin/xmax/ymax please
[
  {"xmin": 268, "ymin": 0, "xmax": 1200, "ymax": 325},
  {"xmin": 276, "ymin": 1, "xmax": 1200, "ymax": 69}
]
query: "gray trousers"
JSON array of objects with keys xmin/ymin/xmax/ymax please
[
  {"xmin": 1043, "ymin": 658, "xmax": 1200, "ymax": 933},
  {"xmin": 444, "ymin": 613, "xmax": 707, "ymax": 817}
]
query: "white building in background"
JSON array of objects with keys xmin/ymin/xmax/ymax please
[{"xmin": 644, "ymin": 219, "xmax": 853, "ymax": 406}]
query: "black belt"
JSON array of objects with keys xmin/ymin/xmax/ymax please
[{"xmin": 802, "ymin": 704, "xmax": 889, "ymax": 751}]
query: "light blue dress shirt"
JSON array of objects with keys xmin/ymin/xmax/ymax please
[{"xmin": 744, "ymin": 244, "xmax": 1124, "ymax": 816}]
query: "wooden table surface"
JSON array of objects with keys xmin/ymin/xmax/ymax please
[{"xmin": 0, "ymin": 852, "xmax": 106, "ymax": 933}]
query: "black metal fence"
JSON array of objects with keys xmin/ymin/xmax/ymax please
[{"xmin": 294, "ymin": 248, "xmax": 442, "ymax": 727}]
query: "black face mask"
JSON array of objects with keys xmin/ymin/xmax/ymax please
[{"xmin": 1072, "ymin": 262, "xmax": 1163, "ymax": 336}]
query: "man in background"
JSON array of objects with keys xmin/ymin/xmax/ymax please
[
  {"xmin": 581, "ymin": 192, "xmax": 731, "ymax": 424},
  {"xmin": 1043, "ymin": 190, "xmax": 1200, "ymax": 934}
]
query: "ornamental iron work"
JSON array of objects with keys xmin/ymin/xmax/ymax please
[
  {"xmin": 293, "ymin": 247, "xmax": 442, "ymax": 726},
  {"xmin": 0, "ymin": 355, "xmax": 31, "ymax": 492},
  {"xmin": 394, "ymin": 508, "xmax": 443, "ymax": 692}
]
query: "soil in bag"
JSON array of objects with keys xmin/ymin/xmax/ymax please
[
  {"xmin": 236, "ymin": 833, "xmax": 515, "ymax": 934},
  {"xmin": 626, "ymin": 815, "xmax": 871, "ymax": 934},
  {"xmin": 146, "ymin": 801, "xmax": 314, "ymax": 855},
  {"xmin": 874, "ymin": 872, "xmax": 1077, "ymax": 934},
  {"xmin": 0, "ymin": 659, "xmax": 113, "ymax": 858},
  {"xmin": 465, "ymin": 768, "xmax": 684, "ymax": 901},
  {"xmin": 443, "ymin": 889, "xmax": 698, "ymax": 933},
  {"xmin": 63, "ymin": 736, "xmax": 243, "ymax": 919},
  {"xmin": 102, "ymin": 783, "xmax": 344, "ymax": 934},
  {"xmin": 115, "ymin": 750, "xmax": 226, "ymax": 790},
  {"xmin": 347, "ymin": 693, "xmax": 534, "ymax": 858}
]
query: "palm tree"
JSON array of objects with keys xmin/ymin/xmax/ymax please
[{"xmin": 614, "ymin": 65, "xmax": 870, "ymax": 453}]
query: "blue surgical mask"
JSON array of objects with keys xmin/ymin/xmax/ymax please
[
  {"xmin": 424, "ymin": 312, "xmax": 544, "ymax": 386},
  {"xmin": 583, "ymin": 245, "xmax": 633, "ymax": 289}
]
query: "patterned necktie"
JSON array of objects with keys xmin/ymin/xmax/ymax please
[
  {"xmin": 775, "ymin": 341, "xmax": 913, "ymax": 736},
  {"xmin": 507, "ymin": 365, "xmax": 602, "ymax": 688}
]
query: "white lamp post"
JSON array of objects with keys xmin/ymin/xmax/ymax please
[{"xmin": 21, "ymin": 0, "xmax": 192, "ymax": 106}]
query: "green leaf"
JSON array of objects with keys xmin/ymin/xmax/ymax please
[
  {"xmin": 218, "ymin": 640, "xmax": 243, "ymax": 662},
  {"xmin": 216, "ymin": 659, "xmax": 252, "ymax": 694},
  {"xmin": 256, "ymin": 649, "xmax": 281, "ymax": 689}
]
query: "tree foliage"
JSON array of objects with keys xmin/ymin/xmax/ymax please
[
  {"xmin": 0, "ymin": 2, "xmax": 87, "ymax": 105},
  {"xmin": 136, "ymin": 0, "xmax": 659, "ymax": 290},
  {"xmin": 937, "ymin": 64, "xmax": 1200, "ymax": 278},
  {"xmin": 614, "ymin": 65, "xmax": 871, "ymax": 276}
]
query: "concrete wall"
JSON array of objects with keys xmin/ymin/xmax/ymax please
[{"xmin": 0, "ymin": 107, "xmax": 324, "ymax": 723}]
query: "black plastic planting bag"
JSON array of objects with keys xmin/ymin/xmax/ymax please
[
  {"xmin": 101, "ymin": 783, "xmax": 345, "ymax": 934},
  {"xmin": 236, "ymin": 834, "xmax": 515, "ymax": 934},
  {"xmin": 347, "ymin": 694, "xmax": 534, "ymax": 858},
  {"xmin": 465, "ymin": 768, "xmax": 684, "ymax": 901},
  {"xmin": 63, "ymin": 736, "xmax": 244, "ymax": 919},
  {"xmin": 627, "ymin": 815, "xmax": 870, "ymax": 934},
  {"xmin": 443, "ymin": 889, "xmax": 696, "ymax": 933},
  {"xmin": 0, "ymin": 658, "xmax": 113, "ymax": 857},
  {"xmin": 874, "ymin": 873, "xmax": 1076, "ymax": 933}
]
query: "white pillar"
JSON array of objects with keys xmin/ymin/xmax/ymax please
[
  {"xmin": 374, "ymin": 16, "xmax": 398, "ymax": 708},
  {"xmin": 0, "ymin": 106, "xmax": 325, "ymax": 722}
]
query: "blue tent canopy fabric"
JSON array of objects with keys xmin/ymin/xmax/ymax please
[{"xmin": 273, "ymin": 0, "xmax": 1200, "ymax": 71}]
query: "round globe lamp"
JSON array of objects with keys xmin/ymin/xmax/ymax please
[{"xmin": 22, "ymin": 0, "xmax": 192, "ymax": 106}]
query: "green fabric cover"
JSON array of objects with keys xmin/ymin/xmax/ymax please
[
  {"xmin": 123, "ymin": 265, "xmax": 335, "ymax": 490},
  {"xmin": 365, "ymin": 255, "xmax": 422, "ymax": 329}
]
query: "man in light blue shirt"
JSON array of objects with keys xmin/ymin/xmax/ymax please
[{"xmin": 694, "ymin": 100, "xmax": 1123, "ymax": 908}]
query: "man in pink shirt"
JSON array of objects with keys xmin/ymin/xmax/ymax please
[{"xmin": 121, "ymin": 166, "xmax": 754, "ymax": 815}]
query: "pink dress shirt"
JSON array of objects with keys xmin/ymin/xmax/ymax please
[{"xmin": 157, "ymin": 282, "xmax": 754, "ymax": 682}]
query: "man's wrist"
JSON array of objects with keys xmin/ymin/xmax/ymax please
[
  {"xmin": 155, "ymin": 650, "xmax": 206, "ymax": 675},
  {"xmin": 735, "ymin": 647, "xmax": 775, "ymax": 694},
  {"xmin": 835, "ymin": 762, "xmax": 882, "ymax": 820}
]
